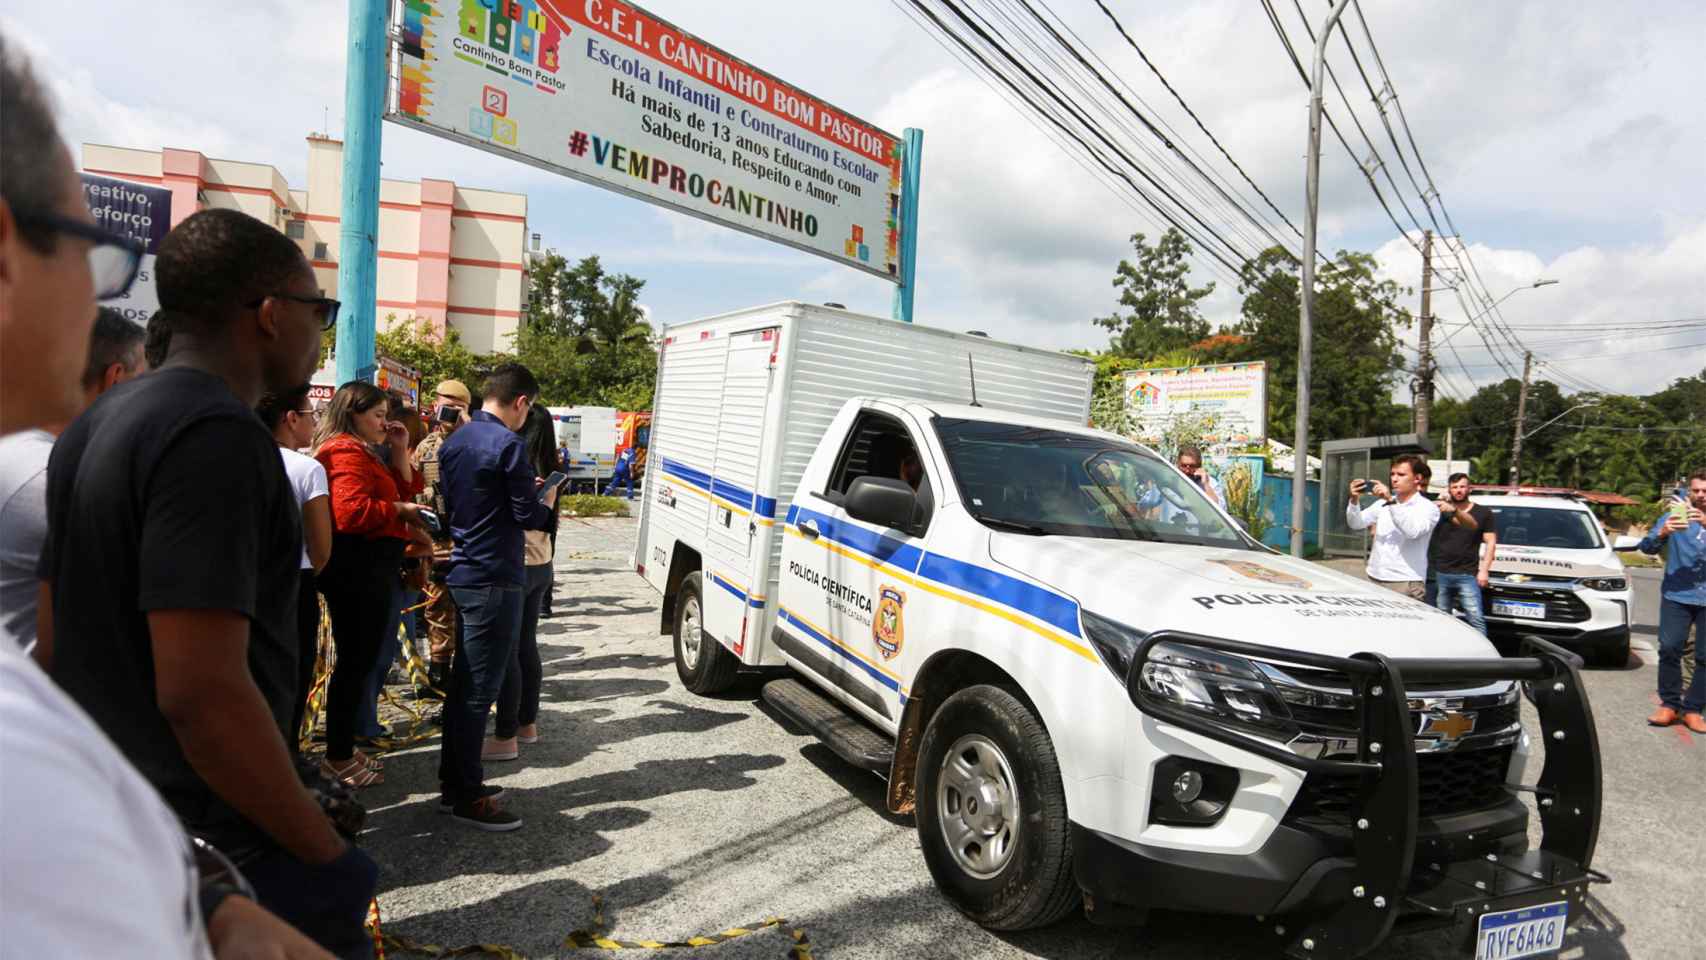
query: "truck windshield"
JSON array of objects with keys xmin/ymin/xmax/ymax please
[
  {"xmin": 933, "ymin": 417, "xmax": 1253, "ymax": 548},
  {"xmin": 1486, "ymin": 505, "xmax": 1604, "ymax": 550}
]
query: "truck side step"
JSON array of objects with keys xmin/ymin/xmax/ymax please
[{"xmin": 762, "ymin": 678, "xmax": 895, "ymax": 772}]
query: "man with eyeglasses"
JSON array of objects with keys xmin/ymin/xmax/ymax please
[
  {"xmin": 0, "ymin": 38, "xmax": 335, "ymax": 960},
  {"xmin": 37, "ymin": 206, "xmax": 374, "ymax": 956}
]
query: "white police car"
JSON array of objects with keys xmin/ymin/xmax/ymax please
[
  {"xmin": 637, "ymin": 303, "xmax": 1604, "ymax": 959},
  {"xmin": 1475, "ymin": 493, "xmax": 1640, "ymax": 666}
]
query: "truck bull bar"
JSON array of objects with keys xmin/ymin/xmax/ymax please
[{"xmin": 1125, "ymin": 633, "xmax": 1603, "ymax": 960}]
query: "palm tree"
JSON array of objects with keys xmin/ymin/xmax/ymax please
[{"xmin": 575, "ymin": 276, "xmax": 652, "ymax": 355}]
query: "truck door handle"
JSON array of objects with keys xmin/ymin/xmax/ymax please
[{"xmin": 799, "ymin": 520, "xmax": 820, "ymax": 539}]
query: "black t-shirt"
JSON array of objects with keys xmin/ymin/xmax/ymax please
[
  {"xmin": 1428, "ymin": 502, "xmax": 1497, "ymax": 575},
  {"xmin": 41, "ymin": 368, "xmax": 302, "ymax": 854}
]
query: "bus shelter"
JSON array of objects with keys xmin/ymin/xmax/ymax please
[{"xmin": 1319, "ymin": 433, "xmax": 1434, "ymax": 557}]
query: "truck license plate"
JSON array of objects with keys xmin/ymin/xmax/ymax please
[
  {"xmin": 1474, "ymin": 900, "xmax": 1567, "ymax": 960},
  {"xmin": 1490, "ymin": 599, "xmax": 1546, "ymax": 620}
]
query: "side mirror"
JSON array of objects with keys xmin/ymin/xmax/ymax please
[
  {"xmin": 845, "ymin": 476, "xmax": 917, "ymax": 531},
  {"xmin": 1612, "ymin": 534, "xmax": 1642, "ymax": 552}
]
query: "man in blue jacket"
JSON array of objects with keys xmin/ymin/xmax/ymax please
[
  {"xmin": 1642, "ymin": 468, "xmax": 1706, "ymax": 733},
  {"xmin": 437, "ymin": 363, "xmax": 562, "ymax": 830}
]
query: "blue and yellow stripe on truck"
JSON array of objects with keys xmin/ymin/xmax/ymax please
[
  {"xmin": 783, "ymin": 504, "xmax": 1095, "ymax": 663},
  {"xmin": 656, "ymin": 456, "xmax": 778, "ymax": 526}
]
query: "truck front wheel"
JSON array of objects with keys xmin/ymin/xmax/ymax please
[
  {"xmin": 915, "ymin": 685, "xmax": 1077, "ymax": 930},
  {"xmin": 672, "ymin": 572, "xmax": 739, "ymax": 694}
]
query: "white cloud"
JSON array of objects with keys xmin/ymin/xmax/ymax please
[
  {"xmin": 10, "ymin": 0, "xmax": 1701, "ymax": 387},
  {"xmin": 1374, "ymin": 220, "xmax": 1706, "ymax": 399}
]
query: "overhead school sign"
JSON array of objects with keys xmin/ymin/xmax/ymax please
[{"xmin": 387, "ymin": 0, "xmax": 906, "ymax": 280}]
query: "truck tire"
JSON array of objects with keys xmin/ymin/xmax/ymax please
[
  {"xmin": 672, "ymin": 572, "xmax": 738, "ymax": 694},
  {"xmin": 915, "ymin": 684, "xmax": 1077, "ymax": 931}
]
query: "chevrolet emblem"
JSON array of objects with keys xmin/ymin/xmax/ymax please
[{"xmin": 1420, "ymin": 709, "xmax": 1477, "ymax": 741}]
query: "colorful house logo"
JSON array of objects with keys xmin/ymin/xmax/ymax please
[
  {"xmin": 1128, "ymin": 381, "xmax": 1164, "ymax": 408},
  {"xmin": 458, "ymin": 0, "xmax": 565, "ymax": 75}
]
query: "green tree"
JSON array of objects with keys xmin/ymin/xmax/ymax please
[
  {"xmin": 1220, "ymin": 246, "xmax": 1412, "ymax": 446},
  {"xmin": 374, "ymin": 315, "xmax": 488, "ymax": 394},
  {"xmin": 1094, "ymin": 228, "xmax": 1215, "ymax": 359}
]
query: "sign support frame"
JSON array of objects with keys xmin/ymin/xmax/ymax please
[
  {"xmin": 891, "ymin": 128, "xmax": 923, "ymax": 323},
  {"xmin": 335, "ymin": 0, "xmax": 388, "ymax": 385}
]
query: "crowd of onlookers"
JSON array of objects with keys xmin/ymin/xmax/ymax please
[
  {"xmin": 1, "ymin": 36, "xmax": 562, "ymax": 959},
  {"xmin": 1346, "ymin": 453, "xmax": 1706, "ymax": 730}
]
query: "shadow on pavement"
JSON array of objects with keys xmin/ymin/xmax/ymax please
[
  {"xmin": 558, "ymin": 652, "xmax": 675, "ymax": 673},
  {"xmin": 539, "ymin": 674, "xmax": 672, "ymax": 702},
  {"xmin": 376, "ymin": 872, "xmax": 674, "ymax": 959}
]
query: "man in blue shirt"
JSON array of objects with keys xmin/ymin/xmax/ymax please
[
  {"xmin": 1641, "ymin": 469, "xmax": 1706, "ymax": 733},
  {"xmin": 437, "ymin": 363, "xmax": 561, "ymax": 830}
]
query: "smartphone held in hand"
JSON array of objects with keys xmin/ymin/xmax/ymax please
[{"xmin": 538, "ymin": 470, "xmax": 568, "ymax": 503}]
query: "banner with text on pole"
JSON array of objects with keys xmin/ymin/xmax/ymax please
[{"xmin": 385, "ymin": 0, "xmax": 910, "ymax": 288}]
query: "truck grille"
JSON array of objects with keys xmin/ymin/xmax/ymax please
[
  {"xmin": 1484, "ymin": 585, "xmax": 1591, "ymax": 623},
  {"xmin": 1290, "ymin": 746, "xmax": 1514, "ymax": 820},
  {"xmin": 1288, "ymin": 701, "xmax": 1520, "ymax": 738}
]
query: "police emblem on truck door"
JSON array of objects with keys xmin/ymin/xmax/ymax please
[{"xmin": 874, "ymin": 586, "xmax": 906, "ymax": 660}]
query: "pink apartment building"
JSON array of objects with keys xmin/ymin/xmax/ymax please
[{"xmin": 82, "ymin": 135, "xmax": 529, "ymax": 353}]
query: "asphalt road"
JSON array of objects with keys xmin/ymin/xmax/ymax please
[{"xmin": 363, "ymin": 520, "xmax": 1703, "ymax": 960}]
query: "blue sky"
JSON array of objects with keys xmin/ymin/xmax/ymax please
[{"xmin": 6, "ymin": 0, "xmax": 1701, "ymax": 398}]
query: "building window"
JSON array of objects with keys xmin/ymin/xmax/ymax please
[
  {"xmin": 286, "ymin": 219, "xmax": 305, "ymax": 239},
  {"xmin": 313, "ymin": 241, "xmax": 329, "ymax": 261}
]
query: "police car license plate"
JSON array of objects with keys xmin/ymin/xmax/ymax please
[
  {"xmin": 1474, "ymin": 900, "xmax": 1567, "ymax": 960},
  {"xmin": 1490, "ymin": 599, "xmax": 1546, "ymax": 620}
]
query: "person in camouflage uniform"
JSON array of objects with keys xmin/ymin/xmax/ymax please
[{"xmin": 412, "ymin": 379, "xmax": 471, "ymax": 696}]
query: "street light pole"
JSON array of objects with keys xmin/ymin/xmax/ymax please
[
  {"xmin": 1433, "ymin": 278, "xmax": 1560, "ymax": 352},
  {"xmin": 1291, "ymin": 0, "xmax": 1354, "ymax": 558}
]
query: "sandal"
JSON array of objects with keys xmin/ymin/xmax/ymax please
[
  {"xmin": 322, "ymin": 756, "xmax": 384, "ymax": 788},
  {"xmin": 352, "ymin": 748, "xmax": 385, "ymax": 771}
]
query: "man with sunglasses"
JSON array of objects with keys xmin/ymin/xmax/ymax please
[
  {"xmin": 37, "ymin": 206, "xmax": 376, "ymax": 956},
  {"xmin": 1, "ymin": 38, "xmax": 336, "ymax": 960}
]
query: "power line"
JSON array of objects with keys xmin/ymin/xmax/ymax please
[
  {"xmin": 1088, "ymin": 0, "xmax": 1307, "ymax": 244},
  {"xmin": 904, "ymin": 0, "xmax": 1256, "ymax": 278}
]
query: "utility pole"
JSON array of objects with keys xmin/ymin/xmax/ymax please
[
  {"xmin": 1291, "ymin": 0, "xmax": 1356, "ymax": 558},
  {"xmin": 1508, "ymin": 351, "xmax": 1533, "ymax": 487},
  {"xmin": 1414, "ymin": 230, "xmax": 1434, "ymax": 437}
]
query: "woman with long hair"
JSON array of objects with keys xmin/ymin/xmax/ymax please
[
  {"xmin": 485, "ymin": 401, "xmax": 560, "ymax": 760},
  {"xmin": 311, "ymin": 381, "xmax": 426, "ymax": 787}
]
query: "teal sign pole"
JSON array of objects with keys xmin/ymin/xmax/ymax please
[
  {"xmin": 891, "ymin": 127, "xmax": 923, "ymax": 323},
  {"xmin": 335, "ymin": 0, "xmax": 387, "ymax": 384}
]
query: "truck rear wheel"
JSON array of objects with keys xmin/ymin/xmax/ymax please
[
  {"xmin": 915, "ymin": 685, "xmax": 1077, "ymax": 931},
  {"xmin": 672, "ymin": 572, "xmax": 738, "ymax": 694}
]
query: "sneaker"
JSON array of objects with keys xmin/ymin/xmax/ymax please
[
  {"xmin": 483, "ymin": 736, "xmax": 519, "ymax": 761},
  {"xmin": 516, "ymin": 723, "xmax": 540, "ymax": 744},
  {"xmin": 437, "ymin": 784, "xmax": 505, "ymax": 813},
  {"xmin": 451, "ymin": 796, "xmax": 522, "ymax": 832}
]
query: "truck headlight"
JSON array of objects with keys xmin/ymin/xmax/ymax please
[
  {"xmin": 1137, "ymin": 641, "xmax": 1298, "ymax": 739},
  {"xmin": 1578, "ymin": 577, "xmax": 1626, "ymax": 591}
]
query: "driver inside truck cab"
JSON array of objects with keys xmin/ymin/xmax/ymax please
[{"xmin": 867, "ymin": 432, "xmax": 924, "ymax": 492}]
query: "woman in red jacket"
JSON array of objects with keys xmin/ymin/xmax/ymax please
[{"xmin": 311, "ymin": 381, "xmax": 427, "ymax": 787}]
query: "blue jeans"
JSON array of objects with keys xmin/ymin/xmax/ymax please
[
  {"xmin": 495, "ymin": 564, "xmax": 552, "ymax": 739},
  {"xmin": 437, "ymin": 582, "xmax": 525, "ymax": 804},
  {"xmin": 1435, "ymin": 573, "xmax": 1487, "ymax": 635},
  {"xmin": 242, "ymin": 843, "xmax": 378, "ymax": 960},
  {"xmin": 356, "ymin": 581, "xmax": 418, "ymax": 738},
  {"xmin": 1423, "ymin": 571, "xmax": 1438, "ymax": 607},
  {"xmin": 1656, "ymin": 598, "xmax": 1705, "ymax": 712}
]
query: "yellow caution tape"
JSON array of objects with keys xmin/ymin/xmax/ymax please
[{"xmin": 366, "ymin": 895, "xmax": 813, "ymax": 959}]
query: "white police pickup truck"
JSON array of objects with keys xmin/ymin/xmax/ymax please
[{"xmin": 636, "ymin": 302, "xmax": 1603, "ymax": 960}]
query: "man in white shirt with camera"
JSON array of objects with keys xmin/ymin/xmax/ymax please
[{"xmin": 1346, "ymin": 454, "xmax": 1440, "ymax": 600}]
